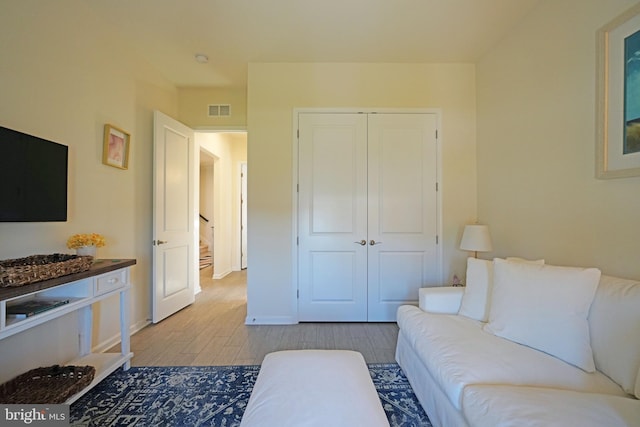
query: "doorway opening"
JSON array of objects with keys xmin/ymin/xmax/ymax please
[
  {"xmin": 199, "ymin": 150, "xmax": 216, "ymax": 271},
  {"xmin": 196, "ymin": 131, "xmax": 248, "ymax": 281}
]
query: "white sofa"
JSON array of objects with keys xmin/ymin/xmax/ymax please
[{"xmin": 395, "ymin": 257, "xmax": 640, "ymax": 427}]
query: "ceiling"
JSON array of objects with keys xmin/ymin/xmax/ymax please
[{"xmin": 86, "ymin": 0, "xmax": 540, "ymax": 88}]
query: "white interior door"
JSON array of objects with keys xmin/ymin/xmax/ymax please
[
  {"xmin": 367, "ymin": 113, "xmax": 439, "ymax": 321},
  {"xmin": 152, "ymin": 111, "xmax": 197, "ymax": 323},
  {"xmin": 297, "ymin": 113, "xmax": 368, "ymax": 321}
]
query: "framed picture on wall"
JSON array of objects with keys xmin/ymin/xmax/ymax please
[
  {"xmin": 102, "ymin": 124, "xmax": 130, "ymax": 170},
  {"xmin": 596, "ymin": 3, "xmax": 640, "ymax": 179}
]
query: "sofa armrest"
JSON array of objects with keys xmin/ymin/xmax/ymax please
[{"xmin": 418, "ymin": 286, "xmax": 464, "ymax": 314}]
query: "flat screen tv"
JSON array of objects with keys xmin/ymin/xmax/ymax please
[{"xmin": 0, "ymin": 125, "xmax": 68, "ymax": 222}]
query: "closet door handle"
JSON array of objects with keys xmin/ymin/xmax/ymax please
[
  {"xmin": 354, "ymin": 240, "xmax": 367, "ymax": 246},
  {"xmin": 370, "ymin": 240, "xmax": 382, "ymax": 246}
]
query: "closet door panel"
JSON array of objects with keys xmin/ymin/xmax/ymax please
[
  {"xmin": 376, "ymin": 252, "xmax": 425, "ymax": 300},
  {"xmin": 378, "ymin": 127, "xmax": 425, "ymax": 232},
  {"xmin": 367, "ymin": 113, "xmax": 438, "ymax": 321},
  {"xmin": 297, "ymin": 113, "xmax": 368, "ymax": 321}
]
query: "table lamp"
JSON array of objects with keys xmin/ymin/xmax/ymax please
[{"xmin": 460, "ymin": 224, "xmax": 493, "ymax": 258}]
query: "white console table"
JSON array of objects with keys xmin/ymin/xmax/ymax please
[{"xmin": 0, "ymin": 258, "xmax": 136, "ymax": 404}]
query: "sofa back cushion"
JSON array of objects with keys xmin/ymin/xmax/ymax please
[
  {"xmin": 458, "ymin": 257, "xmax": 544, "ymax": 322},
  {"xmin": 484, "ymin": 259, "xmax": 601, "ymax": 372},
  {"xmin": 589, "ymin": 275, "xmax": 640, "ymax": 398},
  {"xmin": 458, "ymin": 258, "xmax": 493, "ymax": 322}
]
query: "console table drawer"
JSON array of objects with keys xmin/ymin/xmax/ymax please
[{"xmin": 95, "ymin": 270, "xmax": 127, "ymax": 296}]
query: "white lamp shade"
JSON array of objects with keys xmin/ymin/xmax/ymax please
[{"xmin": 460, "ymin": 224, "xmax": 493, "ymax": 252}]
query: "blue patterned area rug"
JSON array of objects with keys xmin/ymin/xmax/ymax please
[{"xmin": 70, "ymin": 363, "xmax": 431, "ymax": 426}]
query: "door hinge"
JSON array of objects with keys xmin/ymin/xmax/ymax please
[
  {"xmin": 297, "ymin": 236, "xmax": 299, "ymax": 245},
  {"xmin": 297, "ymin": 183, "xmax": 299, "ymax": 193},
  {"xmin": 436, "ymin": 182, "xmax": 439, "ymax": 192},
  {"xmin": 297, "ymin": 289, "xmax": 300, "ymax": 298},
  {"xmin": 436, "ymin": 235, "xmax": 439, "ymax": 244},
  {"xmin": 297, "ymin": 129, "xmax": 300, "ymax": 139},
  {"xmin": 435, "ymin": 129, "xmax": 438, "ymax": 139}
]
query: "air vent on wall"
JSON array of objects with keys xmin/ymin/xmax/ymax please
[{"xmin": 208, "ymin": 104, "xmax": 231, "ymax": 117}]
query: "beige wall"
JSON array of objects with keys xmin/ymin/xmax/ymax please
[
  {"xmin": 477, "ymin": 0, "xmax": 640, "ymax": 279},
  {"xmin": 178, "ymin": 87, "xmax": 247, "ymax": 129},
  {"xmin": 0, "ymin": 0, "xmax": 177, "ymax": 382},
  {"xmin": 246, "ymin": 63, "xmax": 477, "ymax": 323}
]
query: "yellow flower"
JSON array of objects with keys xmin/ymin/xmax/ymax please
[{"xmin": 66, "ymin": 233, "xmax": 106, "ymax": 249}]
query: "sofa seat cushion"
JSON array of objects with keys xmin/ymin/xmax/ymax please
[
  {"xmin": 396, "ymin": 305, "xmax": 626, "ymax": 410},
  {"xmin": 461, "ymin": 384, "xmax": 640, "ymax": 427}
]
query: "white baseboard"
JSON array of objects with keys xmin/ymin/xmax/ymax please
[
  {"xmin": 213, "ymin": 269, "xmax": 232, "ymax": 280},
  {"xmin": 244, "ymin": 315, "xmax": 298, "ymax": 325},
  {"xmin": 92, "ymin": 318, "xmax": 150, "ymax": 354}
]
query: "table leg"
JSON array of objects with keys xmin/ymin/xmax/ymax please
[
  {"xmin": 120, "ymin": 287, "xmax": 131, "ymax": 370},
  {"xmin": 78, "ymin": 305, "xmax": 92, "ymax": 357}
]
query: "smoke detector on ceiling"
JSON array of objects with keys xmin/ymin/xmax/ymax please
[{"xmin": 194, "ymin": 54, "xmax": 209, "ymax": 64}]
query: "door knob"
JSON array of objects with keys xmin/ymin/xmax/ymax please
[
  {"xmin": 370, "ymin": 240, "xmax": 382, "ymax": 246},
  {"xmin": 154, "ymin": 240, "xmax": 168, "ymax": 245},
  {"xmin": 354, "ymin": 240, "xmax": 367, "ymax": 246}
]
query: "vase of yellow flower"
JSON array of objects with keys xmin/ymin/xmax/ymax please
[
  {"xmin": 76, "ymin": 245, "xmax": 97, "ymax": 257},
  {"xmin": 67, "ymin": 233, "xmax": 106, "ymax": 258}
]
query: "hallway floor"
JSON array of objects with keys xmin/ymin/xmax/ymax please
[{"xmin": 124, "ymin": 267, "xmax": 399, "ymax": 366}]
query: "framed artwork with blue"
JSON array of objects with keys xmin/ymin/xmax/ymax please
[
  {"xmin": 596, "ymin": 3, "xmax": 640, "ymax": 179},
  {"xmin": 625, "ymin": 29, "xmax": 640, "ymax": 155}
]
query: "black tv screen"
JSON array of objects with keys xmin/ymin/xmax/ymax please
[{"xmin": 0, "ymin": 125, "xmax": 68, "ymax": 222}]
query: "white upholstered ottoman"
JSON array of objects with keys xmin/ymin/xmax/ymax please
[{"xmin": 240, "ymin": 350, "xmax": 390, "ymax": 427}]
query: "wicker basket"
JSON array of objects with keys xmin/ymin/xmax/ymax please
[
  {"xmin": 0, "ymin": 365, "xmax": 95, "ymax": 404},
  {"xmin": 0, "ymin": 254, "xmax": 93, "ymax": 288}
]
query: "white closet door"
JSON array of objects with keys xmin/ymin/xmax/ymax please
[
  {"xmin": 297, "ymin": 112, "xmax": 439, "ymax": 322},
  {"xmin": 297, "ymin": 113, "xmax": 368, "ymax": 321},
  {"xmin": 367, "ymin": 113, "xmax": 439, "ymax": 321}
]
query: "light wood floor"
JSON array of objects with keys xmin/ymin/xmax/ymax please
[{"xmin": 124, "ymin": 267, "xmax": 399, "ymax": 366}]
